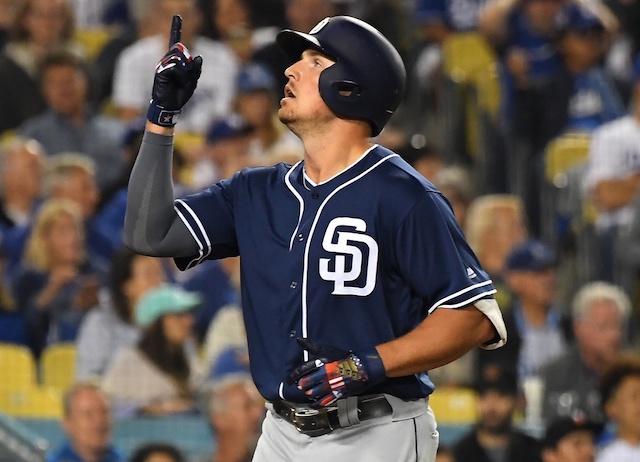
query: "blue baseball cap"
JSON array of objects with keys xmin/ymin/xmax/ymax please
[
  {"xmin": 557, "ymin": 4, "xmax": 604, "ymax": 34},
  {"xmin": 236, "ymin": 63, "xmax": 276, "ymax": 94},
  {"xmin": 206, "ymin": 116, "xmax": 254, "ymax": 144},
  {"xmin": 208, "ymin": 347, "xmax": 251, "ymax": 382},
  {"xmin": 506, "ymin": 239, "xmax": 557, "ymax": 272},
  {"xmin": 134, "ymin": 284, "xmax": 202, "ymax": 328}
]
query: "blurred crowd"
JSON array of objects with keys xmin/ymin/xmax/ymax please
[{"xmin": 0, "ymin": 0, "xmax": 639, "ymax": 461}]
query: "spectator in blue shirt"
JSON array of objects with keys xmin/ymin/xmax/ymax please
[
  {"xmin": 554, "ymin": 3, "xmax": 625, "ymax": 132},
  {"xmin": 46, "ymin": 382, "xmax": 125, "ymax": 462}
]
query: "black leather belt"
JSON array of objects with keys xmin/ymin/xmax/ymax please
[{"xmin": 271, "ymin": 394, "xmax": 393, "ymax": 437}]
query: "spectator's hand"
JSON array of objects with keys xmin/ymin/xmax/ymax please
[
  {"xmin": 147, "ymin": 15, "xmax": 203, "ymax": 127},
  {"xmin": 506, "ymin": 47, "xmax": 529, "ymax": 88},
  {"xmin": 73, "ymin": 276, "xmax": 100, "ymax": 310},
  {"xmin": 287, "ymin": 338, "xmax": 386, "ymax": 408},
  {"xmin": 49, "ymin": 265, "xmax": 79, "ymax": 289}
]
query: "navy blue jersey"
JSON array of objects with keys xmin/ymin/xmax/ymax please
[{"xmin": 174, "ymin": 145, "xmax": 496, "ymax": 401}]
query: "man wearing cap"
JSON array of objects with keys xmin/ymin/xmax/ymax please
[
  {"xmin": 542, "ymin": 415, "xmax": 603, "ymax": 462},
  {"xmin": 453, "ymin": 367, "xmax": 542, "ymax": 462},
  {"xmin": 476, "ymin": 239, "xmax": 573, "ymax": 384},
  {"xmin": 233, "ymin": 62, "xmax": 303, "ymax": 165}
]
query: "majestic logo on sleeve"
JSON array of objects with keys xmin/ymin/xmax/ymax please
[{"xmin": 319, "ymin": 217, "xmax": 378, "ymax": 296}]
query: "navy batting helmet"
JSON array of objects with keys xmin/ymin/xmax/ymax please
[{"xmin": 276, "ymin": 16, "xmax": 406, "ymax": 137}]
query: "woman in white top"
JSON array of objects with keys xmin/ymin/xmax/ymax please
[
  {"xmin": 75, "ymin": 248, "xmax": 166, "ymax": 380},
  {"xmin": 102, "ymin": 284, "xmax": 204, "ymax": 418}
]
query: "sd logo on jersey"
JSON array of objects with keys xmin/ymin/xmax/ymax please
[{"xmin": 319, "ymin": 217, "xmax": 378, "ymax": 296}]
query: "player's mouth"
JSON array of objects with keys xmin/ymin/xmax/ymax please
[{"xmin": 284, "ymin": 85, "xmax": 295, "ymax": 98}]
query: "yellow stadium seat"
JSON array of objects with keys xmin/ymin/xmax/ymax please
[
  {"xmin": 429, "ymin": 386, "xmax": 478, "ymax": 424},
  {"xmin": 0, "ymin": 386, "xmax": 63, "ymax": 418},
  {"xmin": 441, "ymin": 33, "xmax": 500, "ymax": 160},
  {"xmin": 74, "ymin": 27, "xmax": 114, "ymax": 61},
  {"xmin": 40, "ymin": 343, "xmax": 77, "ymax": 393},
  {"xmin": 0, "ymin": 343, "xmax": 37, "ymax": 391},
  {"xmin": 544, "ymin": 132, "xmax": 591, "ymax": 186},
  {"xmin": 442, "ymin": 33, "xmax": 497, "ymax": 85}
]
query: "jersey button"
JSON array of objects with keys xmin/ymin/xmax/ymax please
[
  {"xmin": 290, "ymin": 282, "xmax": 297, "ymax": 289},
  {"xmin": 312, "ymin": 192, "xmax": 319, "ymax": 199},
  {"xmin": 289, "ymin": 330, "xmax": 296, "ymax": 337},
  {"xmin": 298, "ymin": 233, "xmax": 304, "ymax": 241}
]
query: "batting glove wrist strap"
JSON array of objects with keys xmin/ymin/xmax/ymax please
[{"xmin": 147, "ymin": 102, "xmax": 181, "ymax": 127}]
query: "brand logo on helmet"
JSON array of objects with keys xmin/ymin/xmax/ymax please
[{"xmin": 310, "ymin": 17, "xmax": 330, "ymax": 35}]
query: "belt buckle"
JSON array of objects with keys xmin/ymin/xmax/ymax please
[{"xmin": 292, "ymin": 407, "xmax": 333, "ymax": 437}]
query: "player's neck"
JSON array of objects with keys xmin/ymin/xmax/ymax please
[{"xmin": 301, "ymin": 127, "xmax": 372, "ymax": 183}]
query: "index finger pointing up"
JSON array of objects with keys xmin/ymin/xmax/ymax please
[{"xmin": 169, "ymin": 15, "xmax": 182, "ymax": 47}]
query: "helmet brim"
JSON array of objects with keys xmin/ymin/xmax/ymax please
[{"xmin": 276, "ymin": 30, "xmax": 334, "ymax": 62}]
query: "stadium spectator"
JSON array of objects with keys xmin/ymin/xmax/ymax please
[
  {"xmin": 464, "ymin": 194, "xmax": 528, "ymax": 307},
  {"xmin": 433, "ymin": 165, "xmax": 475, "ymax": 230},
  {"xmin": 46, "ymin": 382, "xmax": 125, "ymax": 462},
  {"xmin": 582, "ymin": 55, "xmax": 640, "ymax": 283},
  {"xmin": 0, "ymin": 0, "xmax": 78, "ymax": 135},
  {"xmin": 541, "ymin": 282, "xmax": 631, "ymax": 422},
  {"xmin": 128, "ymin": 443, "xmax": 186, "ymax": 462},
  {"xmin": 2, "ymin": 153, "xmax": 119, "ymax": 279},
  {"xmin": 211, "ymin": 0, "xmax": 273, "ymax": 65},
  {"xmin": 252, "ymin": 0, "xmax": 337, "ymax": 92},
  {"xmin": 191, "ymin": 115, "xmax": 256, "ymax": 189},
  {"xmin": 0, "ymin": 137, "xmax": 45, "ymax": 233},
  {"xmin": 75, "ymin": 248, "xmax": 166, "ymax": 380},
  {"xmin": 112, "ymin": 0, "xmax": 239, "ymax": 135},
  {"xmin": 541, "ymin": 414, "xmax": 603, "ymax": 462},
  {"xmin": 198, "ymin": 376, "xmax": 265, "ymax": 462},
  {"xmin": 102, "ymin": 284, "xmax": 204, "ymax": 418},
  {"xmin": 397, "ymin": 139, "xmax": 444, "ymax": 183},
  {"xmin": 596, "ymin": 353, "xmax": 640, "ymax": 461},
  {"xmin": 18, "ymin": 48, "xmax": 126, "ymax": 191},
  {"xmin": 552, "ymin": 4, "xmax": 624, "ymax": 133},
  {"xmin": 233, "ymin": 62, "xmax": 303, "ymax": 165},
  {"xmin": 476, "ymin": 239, "xmax": 572, "ymax": 385},
  {"xmin": 12, "ymin": 199, "xmax": 101, "ymax": 358},
  {"xmin": 479, "ymin": 0, "xmax": 617, "ymax": 236},
  {"xmin": 90, "ymin": 0, "xmax": 163, "ymax": 107},
  {"xmin": 453, "ymin": 367, "xmax": 542, "ymax": 462}
]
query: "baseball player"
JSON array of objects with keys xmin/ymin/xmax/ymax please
[{"xmin": 124, "ymin": 14, "xmax": 507, "ymax": 461}]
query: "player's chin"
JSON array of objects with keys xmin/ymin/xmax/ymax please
[{"xmin": 277, "ymin": 108, "xmax": 295, "ymax": 126}]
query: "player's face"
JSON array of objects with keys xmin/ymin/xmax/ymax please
[
  {"xmin": 279, "ymin": 49, "xmax": 336, "ymax": 136},
  {"xmin": 543, "ymin": 431, "xmax": 596, "ymax": 462}
]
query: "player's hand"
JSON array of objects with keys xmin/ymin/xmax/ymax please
[
  {"xmin": 147, "ymin": 15, "xmax": 203, "ymax": 127},
  {"xmin": 286, "ymin": 338, "xmax": 387, "ymax": 408}
]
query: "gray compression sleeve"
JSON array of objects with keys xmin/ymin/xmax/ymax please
[{"xmin": 123, "ymin": 130, "xmax": 198, "ymax": 258}]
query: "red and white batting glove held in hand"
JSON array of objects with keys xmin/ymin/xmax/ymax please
[
  {"xmin": 287, "ymin": 338, "xmax": 387, "ymax": 408},
  {"xmin": 147, "ymin": 15, "xmax": 203, "ymax": 127}
]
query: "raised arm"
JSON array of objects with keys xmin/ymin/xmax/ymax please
[{"xmin": 123, "ymin": 15, "xmax": 203, "ymax": 258}]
